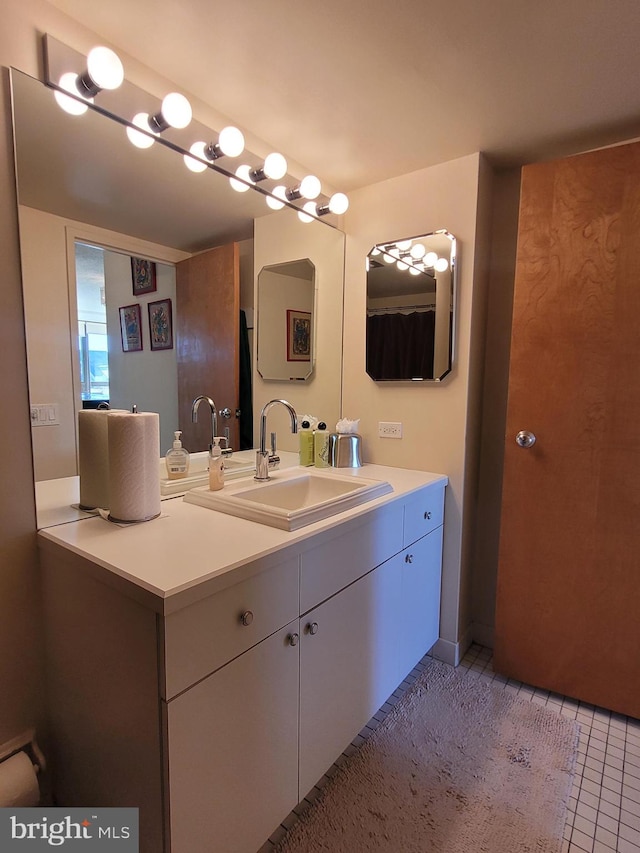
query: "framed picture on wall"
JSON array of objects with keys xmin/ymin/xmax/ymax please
[
  {"xmin": 119, "ymin": 304, "xmax": 143, "ymax": 352},
  {"xmin": 148, "ymin": 298, "xmax": 173, "ymax": 351},
  {"xmin": 131, "ymin": 256, "xmax": 157, "ymax": 296},
  {"xmin": 286, "ymin": 309, "xmax": 311, "ymax": 362}
]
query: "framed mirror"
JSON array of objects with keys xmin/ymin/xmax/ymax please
[
  {"xmin": 10, "ymin": 67, "xmax": 346, "ymax": 522},
  {"xmin": 257, "ymin": 259, "xmax": 315, "ymax": 381},
  {"xmin": 366, "ymin": 230, "xmax": 456, "ymax": 382}
]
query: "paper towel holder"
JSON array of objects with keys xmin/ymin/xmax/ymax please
[{"xmin": 0, "ymin": 729, "xmax": 46, "ymax": 775}]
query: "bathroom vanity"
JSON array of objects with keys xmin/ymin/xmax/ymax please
[{"xmin": 38, "ymin": 463, "xmax": 446, "ymax": 853}]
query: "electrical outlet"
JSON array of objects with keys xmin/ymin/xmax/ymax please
[{"xmin": 378, "ymin": 421, "xmax": 403, "ymax": 439}]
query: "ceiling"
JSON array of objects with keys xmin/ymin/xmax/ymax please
[{"xmin": 40, "ymin": 0, "xmax": 640, "ymax": 192}]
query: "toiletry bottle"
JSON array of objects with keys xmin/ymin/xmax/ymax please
[
  {"xmin": 165, "ymin": 430, "xmax": 190, "ymax": 480},
  {"xmin": 314, "ymin": 422, "xmax": 330, "ymax": 468},
  {"xmin": 208, "ymin": 437, "xmax": 225, "ymax": 491},
  {"xmin": 299, "ymin": 420, "xmax": 314, "ymax": 467}
]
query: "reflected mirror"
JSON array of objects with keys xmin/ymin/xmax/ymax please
[
  {"xmin": 257, "ymin": 259, "xmax": 315, "ymax": 381},
  {"xmin": 366, "ymin": 230, "xmax": 456, "ymax": 382},
  {"xmin": 10, "ymin": 67, "xmax": 346, "ymax": 521}
]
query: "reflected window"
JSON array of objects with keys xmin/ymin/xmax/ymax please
[{"xmin": 76, "ymin": 242, "xmax": 109, "ymax": 402}]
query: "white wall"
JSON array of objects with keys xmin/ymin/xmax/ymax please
[
  {"xmin": 342, "ymin": 153, "xmax": 491, "ymax": 663},
  {"xmin": 104, "ymin": 251, "xmax": 178, "ymax": 455},
  {"xmin": 253, "ymin": 211, "xmax": 345, "ymax": 451}
]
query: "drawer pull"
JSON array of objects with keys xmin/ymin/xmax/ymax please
[
  {"xmin": 306, "ymin": 621, "xmax": 319, "ymax": 635},
  {"xmin": 240, "ymin": 610, "xmax": 254, "ymax": 627},
  {"xmin": 287, "ymin": 633, "xmax": 299, "ymax": 647},
  {"xmin": 405, "ymin": 554, "xmax": 414, "ymax": 564},
  {"xmin": 424, "ymin": 511, "xmax": 432, "ymax": 520}
]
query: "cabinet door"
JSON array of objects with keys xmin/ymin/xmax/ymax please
[
  {"xmin": 299, "ymin": 559, "xmax": 401, "ymax": 799},
  {"xmin": 398, "ymin": 526, "xmax": 443, "ymax": 680},
  {"xmin": 166, "ymin": 621, "xmax": 299, "ymax": 853}
]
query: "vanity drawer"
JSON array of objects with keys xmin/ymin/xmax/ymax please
[
  {"xmin": 403, "ymin": 485, "xmax": 445, "ymax": 547},
  {"xmin": 162, "ymin": 556, "xmax": 299, "ymax": 699},
  {"xmin": 300, "ymin": 502, "xmax": 404, "ymax": 613}
]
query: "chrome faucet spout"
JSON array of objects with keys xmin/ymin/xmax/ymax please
[
  {"xmin": 191, "ymin": 395, "xmax": 218, "ymax": 448},
  {"xmin": 255, "ymin": 399, "xmax": 298, "ymax": 480}
]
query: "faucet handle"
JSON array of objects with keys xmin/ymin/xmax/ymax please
[{"xmin": 270, "ymin": 431, "xmax": 277, "ymax": 456}]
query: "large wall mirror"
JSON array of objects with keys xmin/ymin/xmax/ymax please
[
  {"xmin": 366, "ymin": 230, "xmax": 456, "ymax": 382},
  {"xmin": 10, "ymin": 67, "xmax": 346, "ymax": 523}
]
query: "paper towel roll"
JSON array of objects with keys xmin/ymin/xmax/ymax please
[
  {"xmin": 108, "ymin": 411, "xmax": 161, "ymax": 523},
  {"xmin": 0, "ymin": 752, "xmax": 40, "ymax": 808},
  {"xmin": 78, "ymin": 409, "xmax": 125, "ymax": 510}
]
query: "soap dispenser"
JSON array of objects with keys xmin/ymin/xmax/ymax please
[
  {"xmin": 299, "ymin": 420, "xmax": 314, "ymax": 467},
  {"xmin": 208, "ymin": 436, "xmax": 225, "ymax": 491},
  {"xmin": 314, "ymin": 422, "xmax": 330, "ymax": 468},
  {"xmin": 165, "ymin": 430, "xmax": 190, "ymax": 480}
]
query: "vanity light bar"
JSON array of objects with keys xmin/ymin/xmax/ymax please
[{"xmin": 46, "ymin": 36, "xmax": 349, "ymax": 222}]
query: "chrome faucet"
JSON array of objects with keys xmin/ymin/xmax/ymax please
[
  {"xmin": 191, "ymin": 395, "xmax": 218, "ymax": 450},
  {"xmin": 255, "ymin": 399, "xmax": 298, "ymax": 480}
]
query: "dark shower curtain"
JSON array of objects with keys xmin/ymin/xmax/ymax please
[{"xmin": 366, "ymin": 311, "xmax": 435, "ymax": 380}]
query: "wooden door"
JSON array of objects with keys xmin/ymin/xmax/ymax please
[
  {"xmin": 494, "ymin": 142, "xmax": 640, "ymax": 719},
  {"xmin": 176, "ymin": 244, "xmax": 239, "ymax": 452}
]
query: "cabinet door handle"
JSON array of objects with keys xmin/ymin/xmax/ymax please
[
  {"xmin": 424, "ymin": 511, "xmax": 432, "ymax": 520},
  {"xmin": 306, "ymin": 621, "xmax": 319, "ymax": 635},
  {"xmin": 240, "ymin": 610, "xmax": 254, "ymax": 627},
  {"xmin": 405, "ymin": 553, "xmax": 413, "ymax": 564},
  {"xmin": 287, "ymin": 633, "xmax": 299, "ymax": 646}
]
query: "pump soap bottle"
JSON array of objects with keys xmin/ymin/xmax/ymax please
[
  {"xmin": 208, "ymin": 437, "xmax": 225, "ymax": 491},
  {"xmin": 299, "ymin": 420, "xmax": 314, "ymax": 466},
  {"xmin": 165, "ymin": 431, "xmax": 190, "ymax": 480},
  {"xmin": 314, "ymin": 422, "xmax": 330, "ymax": 468}
]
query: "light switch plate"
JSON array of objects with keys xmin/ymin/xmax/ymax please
[
  {"xmin": 30, "ymin": 403, "xmax": 60, "ymax": 427},
  {"xmin": 378, "ymin": 421, "xmax": 403, "ymax": 439}
]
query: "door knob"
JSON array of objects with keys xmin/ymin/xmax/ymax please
[
  {"xmin": 287, "ymin": 633, "xmax": 299, "ymax": 646},
  {"xmin": 239, "ymin": 610, "xmax": 254, "ymax": 627},
  {"xmin": 515, "ymin": 430, "xmax": 536, "ymax": 449}
]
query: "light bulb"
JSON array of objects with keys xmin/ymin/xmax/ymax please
[
  {"xmin": 54, "ymin": 72, "xmax": 90, "ymax": 115},
  {"xmin": 371, "ymin": 247, "xmax": 381, "ymax": 256},
  {"xmin": 218, "ymin": 126, "xmax": 245, "ymax": 157},
  {"xmin": 160, "ymin": 92, "xmax": 192, "ymax": 129},
  {"xmin": 366, "ymin": 257, "xmax": 370, "ymax": 272},
  {"xmin": 127, "ymin": 112, "xmax": 156, "ymax": 149},
  {"xmin": 328, "ymin": 192, "xmax": 349, "ymax": 215},
  {"xmin": 397, "ymin": 239, "xmax": 412, "ymax": 251},
  {"xmin": 300, "ymin": 175, "xmax": 321, "ymax": 200},
  {"xmin": 86, "ymin": 46, "xmax": 124, "ymax": 90},
  {"xmin": 263, "ymin": 152, "xmax": 288, "ymax": 180},
  {"xmin": 409, "ymin": 266, "xmax": 421, "ymax": 276},
  {"xmin": 230, "ymin": 164, "xmax": 254, "ymax": 193},
  {"xmin": 397, "ymin": 260, "xmax": 409, "ymax": 271},
  {"xmin": 435, "ymin": 257, "xmax": 449, "ymax": 272},
  {"xmin": 266, "ymin": 185, "xmax": 287, "ymax": 210},
  {"xmin": 424, "ymin": 252, "xmax": 438, "ymax": 267},
  {"xmin": 383, "ymin": 253, "xmax": 395, "ymax": 264},
  {"xmin": 184, "ymin": 141, "xmax": 208, "ymax": 173},
  {"xmin": 298, "ymin": 201, "xmax": 317, "ymax": 223},
  {"xmin": 410, "ymin": 242, "xmax": 426, "ymax": 259}
]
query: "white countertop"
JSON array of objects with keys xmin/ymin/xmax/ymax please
[{"xmin": 38, "ymin": 462, "xmax": 447, "ymax": 614}]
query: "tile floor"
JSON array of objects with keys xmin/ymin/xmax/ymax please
[{"xmin": 264, "ymin": 644, "xmax": 640, "ymax": 852}]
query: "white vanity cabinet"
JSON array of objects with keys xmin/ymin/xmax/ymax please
[
  {"xmin": 166, "ymin": 622, "xmax": 300, "ymax": 853},
  {"xmin": 39, "ymin": 468, "xmax": 446, "ymax": 853}
]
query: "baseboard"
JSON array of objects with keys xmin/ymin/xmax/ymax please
[
  {"xmin": 472, "ymin": 622, "xmax": 494, "ymax": 649},
  {"xmin": 431, "ymin": 624, "xmax": 473, "ymax": 667}
]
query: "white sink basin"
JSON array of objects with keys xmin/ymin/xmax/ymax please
[{"xmin": 183, "ymin": 467, "xmax": 393, "ymax": 530}]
